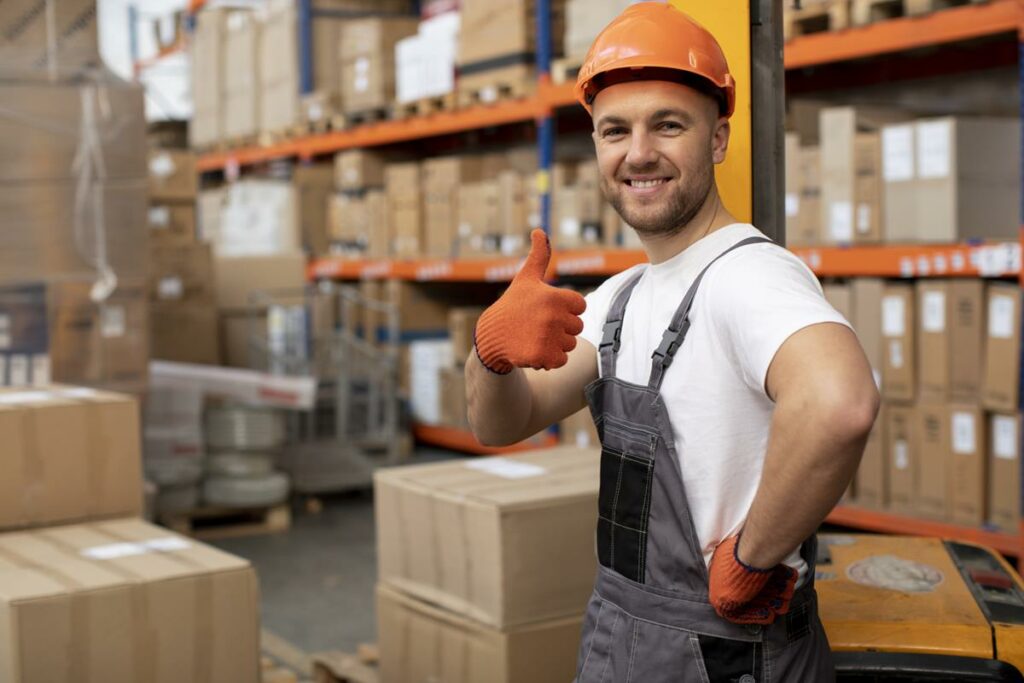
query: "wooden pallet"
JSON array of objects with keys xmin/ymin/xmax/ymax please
[
  {"xmin": 784, "ymin": 0, "xmax": 851, "ymax": 40},
  {"xmin": 390, "ymin": 93, "xmax": 457, "ymax": 119},
  {"xmin": 311, "ymin": 650, "xmax": 378, "ymax": 683},
  {"xmin": 343, "ymin": 108, "xmax": 390, "ymax": 128},
  {"xmin": 851, "ymin": 0, "xmax": 986, "ymax": 24},
  {"xmin": 160, "ymin": 503, "xmax": 291, "ymax": 541},
  {"xmin": 551, "ymin": 56, "xmax": 584, "ymax": 85},
  {"xmin": 457, "ymin": 63, "xmax": 534, "ymax": 108},
  {"xmin": 262, "ymin": 656, "xmax": 301, "ymax": 683}
]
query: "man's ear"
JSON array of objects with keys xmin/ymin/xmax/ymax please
[{"xmin": 712, "ymin": 118, "xmax": 730, "ymax": 164}]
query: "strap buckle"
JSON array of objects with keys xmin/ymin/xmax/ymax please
[
  {"xmin": 600, "ymin": 320, "xmax": 623, "ymax": 353},
  {"xmin": 652, "ymin": 319, "xmax": 691, "ymax": 369}
]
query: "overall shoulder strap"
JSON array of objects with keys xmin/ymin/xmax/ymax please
[
  {"xmin": 648, "ymin": 236, "xmax": 773, "ymax": 390},
  {"xmin": 598, "ymin": 270, "xmax": 644, "ymax": 378}
]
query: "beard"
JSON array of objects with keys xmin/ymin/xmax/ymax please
[{"xmin": 602, "ymin": 159, "xmax": 714, "ymax": 238}]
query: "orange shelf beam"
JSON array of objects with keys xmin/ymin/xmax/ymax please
[
  {"xmin": 413, "ymin": 424, "xmax": 559, "ymax": 455},
  {"xmin": 827, "ymin": 505, "xmax": 1020, "ymax": 557},
  {"xmin": 791, "ymin": 241, "xmax": 1020, "ymax": 278},
  {"xmin": 785, "ymin": 0, "xmax": 1023, "ymax": 69}
]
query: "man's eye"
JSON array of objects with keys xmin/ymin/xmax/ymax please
[
  {"xmin": 659, "ymin": 121, "xmax": 682, "ymax": 132},
  {"xmin": 603, "ymin": 127, "xmax": 626, "ymax": 138}
]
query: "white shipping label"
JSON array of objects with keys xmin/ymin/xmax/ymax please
[
  {"xmin": 158, "ymin": 276, "xmax": 184, "ymax": 300},
  {"xmin": 882, "ymin": 295, "xmax": 906, "ymax": 336},
  {"xmin": 894, "ymin": 441, "xmax": 909, "ymax": 470},
  {"xmin": 829, "ymin": 202, "xmax": 854, "ymax": 242},
  {"xmin": 989, "ymin": 295, "xmax": 1016, "ymax": 339},
  {"xmin": 0, "ymin": 389, "xmax": 54, "ymax": 404},
  {"xmin": 785, "ymin": 193, "xmax": 799, "ymax": 218},
  {"xmin": 9, "ymin": 355, "xmax": 29, "ymax": 386},
  {"xmin": 481, "ymin": 86, "xmax": 498, "ymax": 103},
  {"xmin": 101, "ymin": 305, "xmax": 126, "ymax": 338},
  {"xmin": 951, "ymin": 412, "xmax": 976, "ymax": 455},
  {"xmin": 856, "ymin": 204, "xmax": 871, "ymax": 234},
  {"xmin": 466, "ymin": 457, "xmax": 547, "ymax": 479},
  {"xmin": 82, "ymin": 542, "xmax": 148, "ymax": 560},
  {"xmin": 354, "ymin": 58, "xmax": 370, "ymax": 93},
  {"xmin": 30, "ymin": 355, "xmax": 50, "ymax": 386},
  {"xmin": 889, "ymin": 340, "xmax": 904, "ymax": 369},
  {"xmin": 922, "ymin": 291, "xmax": 946, "ymax": 333},
  {"xmin": 882, "ymin": 125, "xmax": 915, "ymax": 182},
  {"xmin": 560, "ymin": 217, "xmax": 581, "ymax": 238},
  {"xmin": 148, "ymin": 206, "xmax": 171, "ymax": 228},
  {"xmin": 56, "ymin": 387, "xmax": 99, "ymax": 399},
  {"xmin": 458, "ymin": 222, "xmax": 472, "ymax": 237},
  {"xmin": 994, "ymin": 416, "xmax": 1019, "ymax": 461},
  {"xmin": 144, "ymin": 537, "xmax": 191, "ymax": 552},
  {"xmin": 344, "ymin": 168, "xmax": 358, "ymax": 183},
  {"xmin": 148, "ymin": 152, "xmax": 176, "ymax": 179},
  {"xmin": 308, "ymin": 103, "xmax": 323, "ymax": 121},
  {"xmin": 916, "ymin": 120, "xmax": 952, "ymax": 179}
]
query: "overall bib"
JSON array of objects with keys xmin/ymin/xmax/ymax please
[{"xmin": 575, "ymin": 237, "xmax": 835, "ymax": 683}]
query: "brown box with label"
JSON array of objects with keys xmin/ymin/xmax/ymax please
[
  {"xmin": 335, "ymin": 149, "xmax": 388, "ymax": 191},
  {"xmin": 377, "ymin": 583, "xmax": 582, "ymax": 683},
  {"xmin": 983, "ymin": 283, "xmax": 1022, "ymax": 412},
  {"xmin": 457, "ymin": 180, "xmax": 502, "ymax": 257},
  {"xmin": 423, "ymin": 156, "xmax": 487, "ymax": 258},
  {"xmin": 219, "ymin": 310, "xmax": 265, "ymax": 368},
  {"xmin": 886, "ymin": 405, "xmax": 916, "ymax": 514},
  {"xmin": 294, "ymin": 163, "xmax": 335, "ymax": 256},
  {"xmin": 851, "ymin": 278, "xmax": 884, "ymax": 387},
  {"xmin": 384, "ymin": 280, "xmax": 452, "ymax": 335},
  {"xmin": 375, "ymin": 446, "xmax": 599, "ymax": 628},
  {"xmin": 916, "ymin": 280, "xmax": 984, "ymax": 401},
  {"xmin": 340, "ymin": 17, "xmax": 418, "ymax": 114},
  {"xmin": 949, "ymin": 403, "xmax": 986, "ymax": 526},
  {"xmin": 882, "ymin": 284, "xmax": 915, "ymax": 402},
  {"xmin": 448, "ymin": 307, "xmax": 486, "ymax": 364},
  {"xmin": 148, "ymin": 150, "xmax": 198, "ymax": 202},
  {"xmin": 915, "ymin": 401, "xmax": 951, "ymax": 520},
  {"xmin": 0, "ymin": 385, "xmax": 142, "ymax": 530},
  {"xmin": 148, "ymin": 203, "xmax": 197, "ymax": 245},
  {"xmin": 0, "ymin": 518, "xmax": 260, "ymax": 683},
  {"xmin": 150, "ymin": 302, "xmax": 221, "ymax": 365},
  {"xmin": 560, "ymin": 407, "xmax": 600, "ymax": 450},
  {"xmin": 0, "ymin": 0, "xmax": 100, "ymax": 81},
  {"xmin": 215, "ymin": 253, "xmax": 307, "ymax": 312},
  {"xmin": 149, "ymin": 243, "xmax": 216, "ymax": 305},
  {"xmin": 855, "ymin": 406, "xmax": 887, "ymax": 509},
  {"xmin": 439, "ymin": 366, "xmax": 468, "ymax": 428},
  {"xmin": 190, "ymin": 8, "xmax": 229, "ymax": 149},
  {"xmin": 222, "ymin": 11, "xmax": 261, "ymax": 140},
  {"xmin": 386, "ymin": 162, "xmax": 422, "ymax": 257},
  {"xmin": 988, "ymin": 412, "xmax": 1021, "ymax": 532}
]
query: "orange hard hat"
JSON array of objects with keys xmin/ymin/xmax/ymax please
[{"xmin": 575, "ymin": 2, "xmax": 736, "ymax": 118}]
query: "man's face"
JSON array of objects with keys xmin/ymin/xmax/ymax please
[{"xmin": 591, "ymin": 80, "xmax": 729, "ymax": 237}]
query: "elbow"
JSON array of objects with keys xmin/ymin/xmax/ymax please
[
  {"xmin": 466, "ymin": 409, "xmax": 517, "ymax": 448},
  {"xmin": 823, "ymin": 379, "xmax": 880, "ymax": 444}
]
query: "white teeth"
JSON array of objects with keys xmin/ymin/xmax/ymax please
[{"xmin": 631, "ymin": 179, "xmax": 666, "ymax": 189}]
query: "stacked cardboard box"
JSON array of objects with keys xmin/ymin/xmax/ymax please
[
  {"xmin": 553, "ymin": 160, "xmax": 618, "ymax": 249},
  {"xmin": 340, "ymin": 17, "xmax": 418, "ymax": 116},
  {"xmin": 437, "ymin": 307, "xmax": 485, "ymax": 428},
  {"xmin": 222, "ymin": 11, "xmax": 261, "ymax": 141},
  {"xmin": 189, "ymin": 8, "xmax": 230, "ymax": 148},
  {"xmin": 0, "ymin": 385, "xmax": 260, "ymax": 680},
  {"xmin": 386, "ymin": 162, "xmax": 423, "ymax": 258},
  {"xmin": 395, "ymin": 11, "xmax": 461, "ymax": 104},
  {"xmin": 148, "ymin": 149, "xmax": 198, "ymax": 245},
  {"xmin": 0, "ymin": 0, "xmax": 101, "ymax": 81},
  {"xmin": 293, "ymin": 163, "xmax": 335, "ymax": 256},
  {"xmin": 375, "ymin": 446, "xmax": 599, "ymax": 683},
  {"xmin": 425, "ymin": 156, "xmax": 487, "ymax": 258},
  {"xmin": 148, "ymin": 243, "xmax": 220, "ymax": 365},
  {"xmin": 564, "ymin": 0, "xmax": 632, "ymax": 60}
]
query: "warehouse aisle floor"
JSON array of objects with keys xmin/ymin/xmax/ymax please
[{"xmin": 210, "ymin": 448, "xmax": 460, "ymax": 656}]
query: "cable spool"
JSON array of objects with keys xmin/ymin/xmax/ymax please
[
  {"xmin": 202, "ymin": 472, "xmax": 290, "ymax": 508},
  {"xmin": 207, "ymin": 452, "xmax": 276, "ymax": 479},
  {"xmin": 144, "ymin": 457, "xmax": 203, "ymax": 487},
  {"xmin": 205, "ymin": 405, "xmax": 286, "ymax": 451}
]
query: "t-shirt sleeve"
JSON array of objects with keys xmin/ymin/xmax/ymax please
[
  {"xmin": 706, "ymin": 245, "xmax": 851, "ymax": 394},
  {"xmin": 578, "ymin": 266, "xmax": 644, "ymax": 351}
]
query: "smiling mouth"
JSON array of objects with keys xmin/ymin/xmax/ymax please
[{"xmin": 625, "ymin": 178, "xmax": 670, "ymax": 188}]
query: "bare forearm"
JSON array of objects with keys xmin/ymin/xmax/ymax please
[
  {"xmin": 738, "ymin": 392, "xmax": 876, "ymax": 568},
  {"xmin": 465, "ymin": 352, "xmax": 534, "ymax": 446}
]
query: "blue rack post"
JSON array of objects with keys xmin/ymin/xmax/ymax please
[
  {"xmin": 298, "ymin": 0, "xmax": 314, "ymax": 95},
  {"xmin": 536, "ymin": 0, "xmax": 554, "ymax": 236}
]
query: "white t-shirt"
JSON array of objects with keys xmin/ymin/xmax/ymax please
[{"xmin": 579, "ymin": 223, "xmax": 849, "ymax": 579}]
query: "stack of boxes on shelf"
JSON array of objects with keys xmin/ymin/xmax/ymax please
[
  {"xmin": 395, "ymin": 8, "xmax": 461, "ymax": 108},
  {"xmin": 340, "ymin": 16, "xmax": 419, "ymax": 120},
  {"xmin": 331, "ymin": 150, "xmax": 390, "ymax": 258},
  {"xmin": 563, "ymin": 0, "xmax": 633, "ymax": 63},
  {"xmin": 552, "ymin": 159, "xmax": 623, "ymax": 250},
  {"xmin": 374, "ymin": 445, "xmax": 599, "ymax": 682},
  {"xmin": 0, "ymin": 4, "xmax": 149, "ymax": 394},
  {"xmin": 785, "ymin": 104, "xmax": 1021, "ymax": 246},
  {"xmin": 439, "ymin": 307, "xmax": 484, "ymax": 428},
  {"xmin": 0, "ymin": 384, "xmax": 260, "ymax": 681},
  {"xmin": 825, "ymin": 276, "xmax": 1023, "ymax": 533}
]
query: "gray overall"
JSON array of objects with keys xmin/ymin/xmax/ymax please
[{"xmin": 575, "ymin": 237, "xmax": 835, "ymax": 683}]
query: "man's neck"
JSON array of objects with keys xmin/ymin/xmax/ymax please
[{"xmin": 639, "ymin": 190, "xmax": 739, "ymax": 265}]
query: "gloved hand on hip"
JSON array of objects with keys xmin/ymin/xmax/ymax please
[
  {"xmin": 709, "ymin": 535, "xmax": 798, "ymax": 625},
  {"xmin": 474, "ymin": 229, "xmax": 587, "ymax": 374}
]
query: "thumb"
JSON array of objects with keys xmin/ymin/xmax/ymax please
[{"xmin": 517, "ymin": 229, "xmax": 552, "ymax": 281}]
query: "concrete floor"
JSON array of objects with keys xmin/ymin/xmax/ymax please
[{"xmin": 210, "ymin": 448, "xmax": 459, "ymax": 656}]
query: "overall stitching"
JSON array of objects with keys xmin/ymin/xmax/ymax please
[
  {"xmin": 579, "ymin": 599, "xmax": 606, "ymax": 678},
  {"xmin": 597, "ymin": 608, "xmax": 622, "ymax": 683},
  {"xmin": 689, "ymin": 633, "xmax": 711, "ymax": 683},
  {"xmin": 624, "ymin": 618, "xmax": 640, "ymax": 683}
]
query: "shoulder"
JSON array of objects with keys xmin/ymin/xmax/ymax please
[
  {"xmin": 584, "ymin": 263, "xmax": 648, "ymax": 311},
  {"xmin": 703, "ymin": 235, "xmax": 824, "ymax": 303}
]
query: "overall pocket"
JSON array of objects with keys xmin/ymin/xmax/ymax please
[{"xmin": 596, "ymin": 417, "xmax": 658, "ymax": 583}]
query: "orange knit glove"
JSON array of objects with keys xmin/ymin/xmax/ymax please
[
  {"xmin": 709, "ymin": 535, "xmax": 798, "ymax": 625},
  {"xmin": 474, "ymin": 229, "xmax": 587, "ymax": 374}
]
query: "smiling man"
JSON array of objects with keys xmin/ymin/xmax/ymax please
[{"xmin": 465, "ymin": 3, "xmax": 878, "ymax": 681}]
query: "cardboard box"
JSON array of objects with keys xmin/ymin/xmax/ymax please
[
  {"xmin": 335, "ymin": 149, "xmax": 388, "ymax": 191},
  {"xmin": 293, "ymin": 163, "xmax": 335, "ymax": 256},
  {"xmin": 982, "ymin": 283, "xmax": 1021, "ymax": 412},
  {"xmin": 377, "ymin": 583, "xmax": 582, "ymax": 683},
  {"xmin": 149, "ymin": 243, "xmax": 216, "ymax": 305},
  {"xmin": 215, "ymin": 253, "xmax": 307, "ymax": 312},
  {"xmin": 795, "ymin": 146, "xmax": 821, "ymax": 247},
  {"xmin": 915, "ymin": 401, "xmax": 951, "ymax": 520},
  {"xmin": 949, "ymin": 404, "xmax": 986, "ymax": 526},
  {"xmin": 375, "ymin": 446, "xmax": 599, "ymax": 627},
  {"xmin": 560, "ymin": 407, "xmax": 599, "ymax": 449},
  {"xmin": 189, "ymin": 8, "xmax": 229, "ymax": 148},
  {"xmin": 886, "ymin": 405, "xmax": 916, "ymax": 514},
  {"xmin": 0, "ymin": 518, "xmax": 260, "ymax": 682},
  {"xmin": 439, "ymin": 365, "xmax": 468, "ymax": 428},
  {"xmin": 340, "ymin": 17, "xmax": 418, "ymax": 113},
  {"xmin": 916, "ymin": 280, "xmax": 984, "ymax": 401},
  {"xmin": 448, "ymin": 307, "xmax": 486, "ymax": 363},
  {"xmin": 197, "ymin": 188, "xmax": 226, "ymax": 243},
  {"xmin": 851, "ymin": 278, "xmax": 884, "ymax": 389},
  {"xmin": 259, "ymin": 0, "xmax": 301, "ymax": 136},
  {"xmin": 148, "ymin": 203, "xmax": 197, "ymax": 245},
  {"xmin": 988, "ymin": 412, "xmax": 1021, "ymax": 532},
  {"xmin": 458, "ymin": 0, "xmax": 565, "ymax": 68},
  {"xmin": 881, "ymin": 284, "xmax": 915, "ymax": 402},
  {"xmin": 223, "ymin": 12, "xmax": 260, "ymax": 140},
  {"xmin": 148, "ymin": 150, "xmax": 197, "ymax": 202},
  {"xmin": 150, "ymin": 302, "xmax": 221, "ymax": 365},
  {"xmin": 366, "ymin": 190, "xmax": 390, "ymax": 259},
  {"xmin": 219, "ymin": 311, "xmax": 265, "ymax": 369},
  {"xmin": 458, "ymin": 180, "xmax": 502, "ymax": 256},
  {"xmin": 218, "ymin": 180, "xmax": 300, "ymax": 257},
  {"xmin": 410, "ymin": 339, "xmax": 453, "ymax": 424},
  {"xmin": 392, "ymin": 204, "xmax": 423, "ymax": 258},
  {"xmin": 0, "ymin": 385, "xmax": 142, "ymax": 530},
  {"xmin": 854, "ymin": 405, "xmax": 887, "ymax": 509},
  {"xmin": 424, "ymin": 156, "xmax": 488, "ymax": 258},
  {"xmin": 882, "ymin": 117, "xmax": 1021, "ymax": 242},
  {"xmin": 0, "ymin": 0, "xmax": 100, "ymax": 81},
  {"xmin": 823, "ymin": 283, "xmax": 853, "ymax": 321}
]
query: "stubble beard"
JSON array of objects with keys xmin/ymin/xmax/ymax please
[{"xmin": 603, "ymin": 160, "xmax": 714, "ymax": 239}]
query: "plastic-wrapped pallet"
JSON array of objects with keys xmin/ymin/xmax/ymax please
[{"xmin": 218, "ymin": 180, "xmax": 300, "ymax": 257}]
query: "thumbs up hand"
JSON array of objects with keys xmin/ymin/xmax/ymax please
[{"xmin": 474, "ymin": 230, "xmax": 587, "ymax": 374}]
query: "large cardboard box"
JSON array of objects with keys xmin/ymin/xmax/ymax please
[
  {"xmin": 439, "ymin": 366, "xmax": 468, "ymax": 428},
  {"xmin": 881, "ymin": 284, "xmax": 915, "ymax": 402},
  {"xmin": 458, "ymin": 180, "xmax": 502, "ymax": 257},
  {"xmin": 293, "ymin": 164, "xmax": 335, "ymax": 256},
  {"xmin": 375, "ymin": 446, "xmax": 599, "ymax": 627},
  {"xmin": 190, "ymin": 8, "xmax": 229, "ymax": 148},
  {"xmin": 448, "ymin": 306, "xmax": 486, "ymax": 363},
  {"xmin": 335, "ymin": 149, "xmax": 388, "ymax": 191},
  {"xmin": 223, "ymin": 12, "xmax": 261, "ymax": 140},
  {"xmin": 854, "ymin": 406, "xmax": 887, "ymax": 509},
  {"xmin": 149, "ymin": 243, "xmax": 216, "ymax": 306},
  {"xmin": 218, "ymin": 180, "xmax": 300, "ymax": 257},
  {"xmin": 197, "ymin": 188, "xmax": 226, "ymax": 243},
  {"xmin": 458, "ymin": 0, "xmax": 565, "ymax": 68},
  {"xmin": 795, "ymin": 146, "xmax": 821, "ymax": 248},
  {"xmin": 882, "ymin": 117, "xmax": 1021, "ymax": 242},
  {"xmin": 424, "ymin": 156, "xmax": 487, "ymax": 258},
  {"xmin": 148, "ymin": 150, "xmax": 198, "ymax": 202},
  {"xmin": 915, "ymin": 401, "xmax": 951, "ymax": 520},
  {"xmin": 366, "ymin": 190, "xmax": 390, "ymax": 259},
  {"xmin": 384, "ymin": 280, "xmax": 452, "ymax": 337},
  {"xmin": 982, "ymin": 283, "xmax": 1021, "ymax": 412},
  {"xmin": 916, "ymin": 280, "xmax": 984, "ymax": 401},
  {"xmin": 851, "ymin": 278, "xmax": 884, "ymax": 389},
  {"xmin": 219, "ymin": 311, "xmax": 265, "ymax": 369},
  {"xmin": 377, "ymin": 583, "xmax": 582, "ymax": 683},
  {"xmin": 259, "ymin": 0, "xmax": 301, "ymax": 135},
  {"xmin": 949, "ymin": 404, "xmax": 986, "ymax": 527},
  {"xmin": 215, "ymin": 253, "xmax": 307, "ymax": 312},
  {"xmin": 150, "ymin": 302, "xmax": 221, "ymax": 365},
  {"xmin": 0, "ymin": 385, "xmax": 142, "ymax": 530},
  {"xmin": 988, "ymin": 412, "xmax": 1021, "ymax": 532},
  {"xmin": 823, "ymin": 283, "xmax": 853, "ymax": 321},
  {"xmin": 148, "ymin": 203, "xmax": 197, "ymax": 246},
  {"xmin": 0, "ymin": 0, "xmax": 99, "ymax": 81},
  {"xmin": 340, "ymin": 17, "xmax": 418, "ymax": 114},
  {"xmin": 386, "ymin": 162, "xmax": 422, "ymax": 257},
  {"xmin": 0, "ymin": 518, "xmax": 260, "ymax": 682},
  {"xmin": 886, "ymin": 405, "xmax": 916, "ymax": 514}
]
